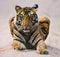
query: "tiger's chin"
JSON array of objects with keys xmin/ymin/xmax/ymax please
[{"xmin": 23, "ymin": 30, "xmax": 31, "ymax": 35}]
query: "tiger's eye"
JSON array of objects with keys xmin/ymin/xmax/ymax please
[
  {"xmin": 19, "ymin": 12, "xmax": 24, "ymax": 20},
  {"xmin": 29, "ymin": 11, "xmax": 33, "ymax": 16},
  {"xmin": 20, "ymin": 14, "xmax": 23, "ymax": 18}
]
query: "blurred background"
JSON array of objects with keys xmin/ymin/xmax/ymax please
[{"xmin": 0, "ymin": 0, "xmax": 60, "ymax": 57}]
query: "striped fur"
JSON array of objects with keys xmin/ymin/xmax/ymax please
[{"xmin": 9, "ymin": 5, "xmax": 50, "ymax": 54}]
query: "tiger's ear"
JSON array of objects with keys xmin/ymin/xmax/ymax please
[
  {"xmin": 32, "ymin": 4, "xmax": 38, "ymax": 9},
  {"xmin": 15, "ymin": 5, "xmax": 22, "ymax": 12}
]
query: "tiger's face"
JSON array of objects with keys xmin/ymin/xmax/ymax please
[{"xmin": 15, "ymin": 4, "xmax": 38, "ymax": 33}]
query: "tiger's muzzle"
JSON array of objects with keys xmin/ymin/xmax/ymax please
[{"xmin": 22, "ymin": 25, "xmax": 32, "ymax": 33}]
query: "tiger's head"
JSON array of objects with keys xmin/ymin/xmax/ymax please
[{"xmin": 15, "ymin": 4, "xmax": 38, "ymax": 33}]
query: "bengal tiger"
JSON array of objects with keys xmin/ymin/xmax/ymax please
[{"xmin": 9, "ymin": 4, "xmax": 50, "ymax": 54}]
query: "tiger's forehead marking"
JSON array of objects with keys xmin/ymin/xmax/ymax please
[
  {"xmin": 23, "ymin": 7, "xmax": 36, "ymax": 13},
  {"xmin": 16, "ymin": 7, "xmax": 36, "ymax": 15}
]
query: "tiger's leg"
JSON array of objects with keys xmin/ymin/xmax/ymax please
[
  {"xmin": 12, "ymin": 39, "xmax": 26, "ymax": 50},
  {"xmin": 29, "ymin": 30, "xmax": 48, "ymax": 54},
  {"xmin": 12, "ymin": 28, "xmax": 26, "ymax": 50},
  {"xmin": 39, "ymin": 17, "xmax": 50, "ymax": 40},
  {"xmin": 9, "ymin": 17, "xmax": 26, "ymax": 50},
  {"xmin": 36, "ymin": 39, "xmax": 48, "ymax": 54}
]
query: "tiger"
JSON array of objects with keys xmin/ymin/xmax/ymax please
[{"xmin": 9, "ymin": 4, "xmax": 50, "ymax": 54}]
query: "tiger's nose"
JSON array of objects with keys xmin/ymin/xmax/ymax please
[{"xmin": 23, "ymin": 25, "xmax": 31, "ymax": 30}]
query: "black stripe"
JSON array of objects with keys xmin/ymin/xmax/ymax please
[
  {"xmin": 32, "ymin": 33, "xmax": 38, "ymax": 43},
  {"xmin": 14, "ymin": 32, "xmax": 24, "ymax": 42},
  {"xmin": 14, "ymin": 24, "xmax": 22, "ymax": 34},
  {"xmin": 40, "ymin": 22, "xmax": 49, "ymax": 24},
  {"xmin": 14, "ymin": 24, "xmax": 23, "ymax": 40},
  {"xmin": 14, "ymin": 25, "xmax": 18, "ymax": 31},
  {"xmin": 35, "ymin": 39, "xmax": 42, "ymax": 46},
  {"xmin": 14, "ymin": 39, "xmax": 25, "ymax": 44}
]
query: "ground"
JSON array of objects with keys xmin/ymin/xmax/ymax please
[{"xmin": 0, "ymin": 0, "xmax": 60, "ymax": 57}]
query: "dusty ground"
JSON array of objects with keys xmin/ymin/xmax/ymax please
[{"xmin": 0, "ymin": 0, "xmax": 60, "ymax": 57}]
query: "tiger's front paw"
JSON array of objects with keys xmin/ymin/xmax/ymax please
[
  {"xmin": 12, "ymin": 40, "xmax": 26, "ymax": 50},
  {"xmin": 40, "ymin": 50, "xmax": 48, "ymax": 54},
  {"xmin": 37, "ymin": 47, "xmax": 48, "ymax": 54}
]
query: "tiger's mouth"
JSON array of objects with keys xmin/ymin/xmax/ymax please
[
  {"xmin": 23, "ymin": 29, "xmax": 31, "ymax": 35},
  {"xmin": 23, "ymin": 30, "xmax": 30, "ymax": 33},
  {"xmin": 22, "ymin": 26, "xmax": 31, "ymax": 33}
]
